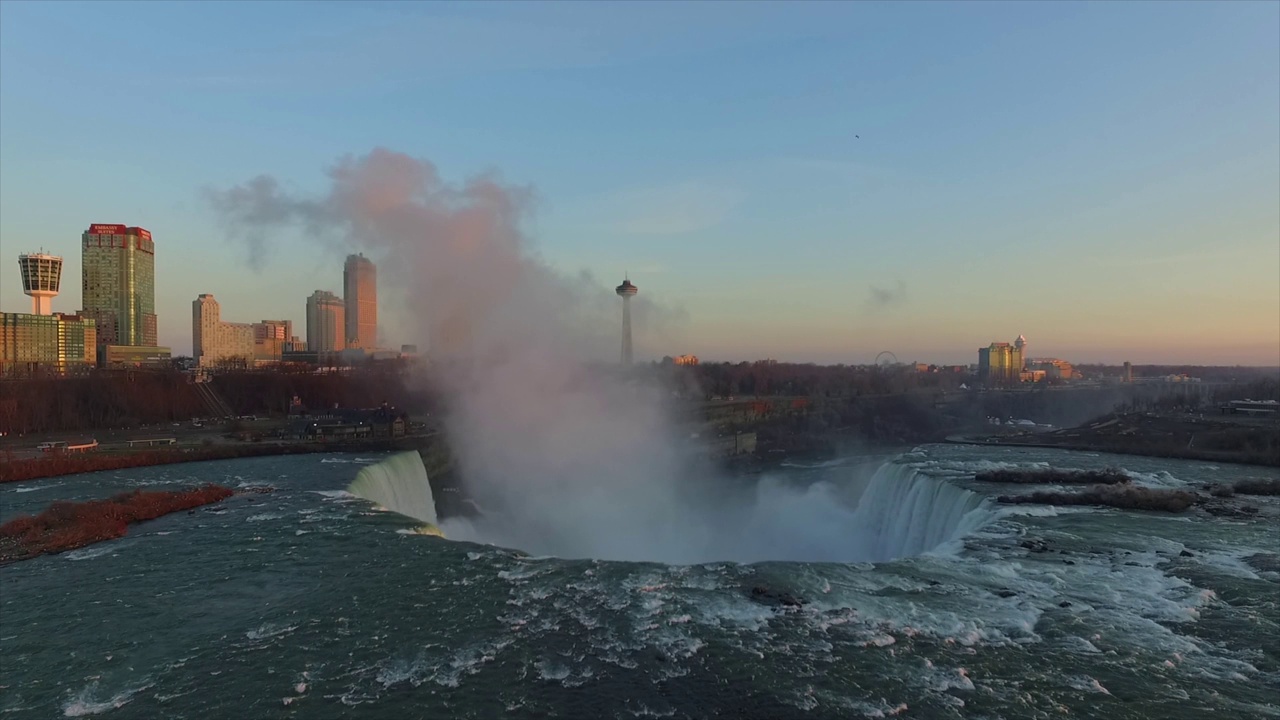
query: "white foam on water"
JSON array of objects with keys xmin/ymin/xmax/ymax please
[
  {"xmin": 62, "ymin": 681, "xmax": 151, "ymax": 717},
  {"xmin": 64, "ymin": 546, "xmax": 115, "ymax": 562},
  {"xmin": 1123, "ymin": 469, "xmax": 1186, "ymax": 489},
  {"xmin": 536, "ymin": 659, "xmax": 571, "ymax": 681},
  {"xmin": 246, "ymin": 623, "xmax": 298, "ymax": 641},
  {"xmin": 1065, "ymin": 675, "xmax": 1111, "ymax": 694},
  {"xmin": 13, "ymin": 482, "xmax": 63, "ymax": 493}
]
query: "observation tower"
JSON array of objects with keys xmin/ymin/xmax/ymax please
[
  {"xmin": 615, "ymin": 277, "xmax": 638, "ymax": 365},
  {"xmin": 18, "ymin": 251, "xmax": 63, "ymax": 315}
]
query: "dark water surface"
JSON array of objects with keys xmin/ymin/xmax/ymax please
[{"xmin": 2, "ymin": 447, "xmax": 1277, "ymax": 719}]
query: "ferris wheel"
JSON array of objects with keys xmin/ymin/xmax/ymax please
[{"xmin": 874, "ymin": 351, "xmax": 899, "ymax": 367}]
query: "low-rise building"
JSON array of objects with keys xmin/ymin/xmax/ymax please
[
  {"xmin": 1030, "ymin": 359, "xmax": 1075, "ymax": 380},
  {"xmin": 0, "ymin": 312, "xmax": 96, "ymax": 376},
  {"xmin": 287, "ymin": 405, "xmax": 408, "ymax": 441},
  {"xmin": 253, "ymin": 319, "xmax": 293, "ymax": 365},
  {"xmin": 99, "ymin": 344, "xmax": 172, "ymax": 369}
]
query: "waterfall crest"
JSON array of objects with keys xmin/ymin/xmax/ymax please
[
  {"xmin": 844, "ymin": 463, "xmax": 991, "ymax": 562},
  {"xmin": 348, "ymin": 451, "xmax": 439, "ymax": 527},
  {"xmin": 350, "ymin": 452, "xmax": 991, "ymax": 564}
]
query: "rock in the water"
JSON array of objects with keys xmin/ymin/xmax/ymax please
[{"xmin": 747, "ymin": 584, "xmax": 807, "ymax": 608}]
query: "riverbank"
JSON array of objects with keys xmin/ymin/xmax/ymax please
[
  {"xmin": 949, "ymin": 411, "xmax": 1280, "ymax": 467},
  {"xmin": 0, "ymin": 437, "xmax": 437, "ymax": 484},
  {"xmin": 0, "ymin": 485, "xmax": 235, "ymax": 564}
]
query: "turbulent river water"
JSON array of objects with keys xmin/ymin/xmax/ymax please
[{"xmin": 2, "ymin": 445, "xmax": 1277, "ymax": 719}]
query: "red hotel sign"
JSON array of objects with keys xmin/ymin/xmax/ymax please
[
  {"xmin": 88, "ymin": 224, "xmax": 127, "ymax": 235},
  {"xmin": 131, "ymin": 228, "xmax": 152, "ymax": 240}
]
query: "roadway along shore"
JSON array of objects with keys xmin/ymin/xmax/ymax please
[{"xmin": 0, "ymin": 436, "xmax": 439, "ymax": 484}]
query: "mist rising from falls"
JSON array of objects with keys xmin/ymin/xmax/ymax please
[
  {"xmin": 209, "ymin": 151, "xmax": 988, "ymax": 566},
  {"xmin": 357, "ymin": 453, "xmax": 992, "ymax": 565},
  {"xmin": 348, "ymin": 451, "xmax": 439, "ymax": 528}
]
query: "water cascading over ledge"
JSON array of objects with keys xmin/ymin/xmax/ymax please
[
  {"xmin": 349, "ymin": 452, "xmax": 992, "ymax": 565},
  {"xmin": 348, "ymin": 451, "xmax": 440, "ymax": 530}
]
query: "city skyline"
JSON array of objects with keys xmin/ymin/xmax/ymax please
[{"xmin": 1, "ymin": 2, "xmax": 1277, "ymax": 365}]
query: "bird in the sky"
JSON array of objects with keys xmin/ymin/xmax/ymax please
[{"xmin": 855, "ymin": 135, "xmax": 860, "ymax": 139}]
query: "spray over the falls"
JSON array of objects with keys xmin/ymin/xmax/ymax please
[
  {"xmin": 353, "ymin": 454, "xmax": 991, "ymax": 564},
  {"xmin": 211, "ymin": 149, "xmax": 989, "ymax": 564}
]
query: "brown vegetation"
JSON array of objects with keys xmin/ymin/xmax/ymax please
[
  {"xmin": 975, "ymin": 468, "xmax": 1131, "ymax": 485},
  {"xmin": 0, "ymin": 445, "xmax": 317, "ymax": 483},
  {"xmin": 0, "ymin": 366, "xmax": 427, "ymax": 436},
  {"xmin": 989, "ymin": 412, "xmax": 1280, "ymax": 467},
  {"xmin": 0, "ymin": 485, "xmax": 234, "ymax": 564},
  {"xmin": 997, "ymin": 484, "xmax": 1197, "ymax": 513}
]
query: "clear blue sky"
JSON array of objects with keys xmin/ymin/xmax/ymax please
[{"xmin": 2, "ymin": 1, "xmax": 1277, "ymax": 364}]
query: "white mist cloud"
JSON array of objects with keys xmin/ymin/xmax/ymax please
[{"xmin": 208, "ymin": 148, "xmax": 923, "ymax": 563}]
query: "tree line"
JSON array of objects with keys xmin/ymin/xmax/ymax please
[{"xmin": 0, "ymin": 366, "xmax": 429, "ymax": 436}]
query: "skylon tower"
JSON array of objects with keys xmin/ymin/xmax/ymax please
[
  {"xmin": 18, "ymin": 252, "xmax": 62, "ymax": 315},
  {"xmin": 615, "ymin": 277, "xmax": 638, "ymax": 365}
]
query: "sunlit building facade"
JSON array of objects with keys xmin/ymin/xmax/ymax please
[
  {"xmin": 1031, "ymin": 359, "xmax": 1076, "ymax": 380},
  {"xmin": 978, "ymin": 341, "xmax": 1023, "ymax": 384},
  {"xmin": 99, "ymin": 344, "xmax": 171, "ymax": 369},
  {"xmin": 343, "ymin": 254, "xmax": 377, "ymax": 349},
  {"xmin": 81, "ymin": 223, "xmax": 157, "ymax": 347},
  {"xmin": 307, "ymin": 290, "xmax": 346, "ymax": 353},
  {"xmin": 192, "ymin": 294, "xmax": 254, "ymax": 368},
  {"xmin": 0, "ymin": 312, "xmax": 96, "ymax": 377},
  {"xmin": 253, "ymin": 319, "xmax": 293, "ymax": 364}
]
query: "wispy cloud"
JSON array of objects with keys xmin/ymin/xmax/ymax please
[
  {"xmin": 607, "ymin": 181, "xmax": 743, "ymax": 236},
  {"xmin": 865, "ymin": 279, "xmax": 907, "ymax": 311}
]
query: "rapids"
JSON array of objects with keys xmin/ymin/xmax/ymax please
[{"xmin": 2, "ymin": 445, "xmax": 1277, "ymax": 719}]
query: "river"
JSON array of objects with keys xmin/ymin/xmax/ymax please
[{"xmin": 1, "ymin": 446, "xmax": 1277, "ymax": 719}]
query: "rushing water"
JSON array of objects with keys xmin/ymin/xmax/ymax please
[{"xmin": 1, "ymin": 446, "xmax": 1277, "ymax": 719}]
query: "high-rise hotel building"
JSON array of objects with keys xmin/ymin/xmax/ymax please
[
  {"xmin": 192, "ymin": 294, "xmax": 255, "ymax": 367},
  {"xmin": 81, "ymin": 223, "xmax": 157, "ymax": 347},
  {"xmin": 307, "ymin": 290, "xmax": 346, "ymax": 353},
  {"xmin": 343, "ymin": 254, "xmax": 377, "ymax": 349}
]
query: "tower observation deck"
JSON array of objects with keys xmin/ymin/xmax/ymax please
[
  {"xmin": 18, "ymin": 252, "xmax": 63, "ymax": 315},
  {"xmin": 616, "ymin": 278, "xmax": 638, "ymax": 365}
]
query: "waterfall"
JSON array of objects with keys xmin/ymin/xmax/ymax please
[
  {"xmin": 348, "ymin": 451, "xmax": 439, "ymax": 527},
  {"xmin": 846, "ymin": 463, "xmax": 991, "ymax": 562},
  {"xmin": 349, "ymin": 451, "xmax": 991, "ymax": 565}
]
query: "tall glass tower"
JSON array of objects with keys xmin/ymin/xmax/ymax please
[
  {"xmin": 343, "ymin": 254, "xmax": 377, "ymax": 349},
  {"xmin": 81, "ymin": 223, "xmax": 156, "ymax": 347}
]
